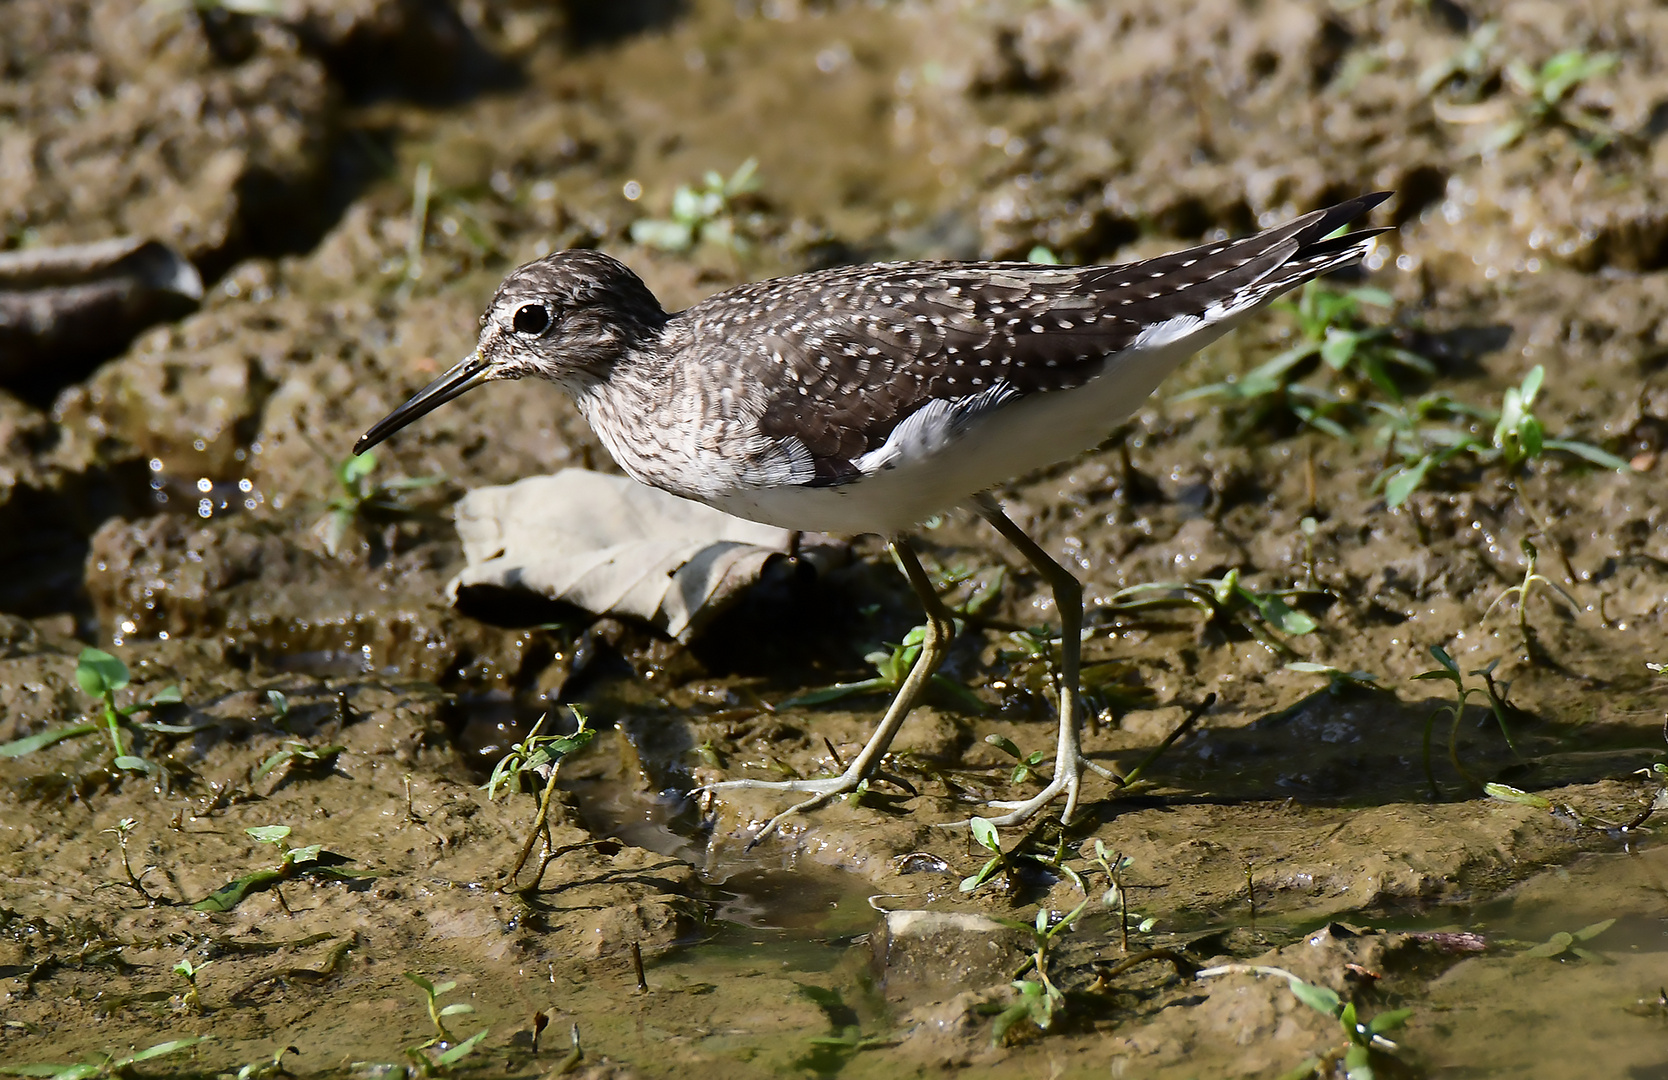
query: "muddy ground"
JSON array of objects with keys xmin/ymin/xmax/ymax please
[{"xmin": 3, "ymin": 0, "xmax": 1668, "ymax": 1076}]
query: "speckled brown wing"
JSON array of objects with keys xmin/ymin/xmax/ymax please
[{"xmin": 692, "ymin": 192, "xmax": 1389, "ymax": 485}]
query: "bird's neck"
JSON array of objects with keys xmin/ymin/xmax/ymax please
[{"xmin": 569, "ymin": 342, "xmax": 685, "ymax": 488}]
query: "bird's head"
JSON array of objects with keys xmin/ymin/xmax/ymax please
[{"xmin": 354, "ymin": 249, "xmax": 666, "ymax": 455}]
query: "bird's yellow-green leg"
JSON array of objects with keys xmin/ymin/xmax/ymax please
[
  {"xmin": 970, "ymin": 492, "xmax": 1117, "ymax": 826},
  {"xmin": 695, "ymin": 537, "xmax": 957, "ymax": 846}
]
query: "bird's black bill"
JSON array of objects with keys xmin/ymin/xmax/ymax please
[{"xmin": 354, "ymin": 352, "xmax": 491, "ymax": 455}]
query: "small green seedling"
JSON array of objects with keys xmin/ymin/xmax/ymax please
[
  {"xmin": 1299, "ymin": 515, "xmax": 1320, "ymax": 585},
  {"xmin": 268, "ymin": 690, "xmax": 291, "ymax": 730},
  {"xmin": 1484, "ymin": 781, "xmax": 1552, "ymax": 809},
  {"xmin": 957, "ymin": 818, "xmax": 1085, "ymax": 896},
  {"xmin": 985, "ymin": 734, "xmax": 1047, "ymax": 784},
  {"xmin": 997, "ymin": 626, "xmax": 1154, "ymax": 724},
  {"xmin": 0, "ymin": 648, "xmax": 184, "ymax": 775},
  {"xmin": 984, "ymin": 899, "xmax": 1091, "ymax": 1043},
  {"xmin": 1488, "ymin": 49, "xmax": 1621, "ymax": 153},
  {"xmin": 253, "ymin": 741, "xmax": 346, "ymax": 785},
  {"xmin": 403, "ymin": 972, "xmax": 490, "ymax": 1074},
  {"xmin": 0, "ymin": 1038, "xmax": 208, "ymax": 1080},
  {"xmin": 1418, "ymin": 20, "xmax": 1501, "ymax": 99},
  {"xmin": 960, "ymin": 817, "xmax": 1009, "ymax": 893},
  {"xmin": 1195, "ymin": 964, "xmax": 1411, "ymax": 1080},
  {"xmin": 1277, "ymin": 284, "xmax": 1432, "ymax": 403},
  {"xmin": 925, "ymin": 558, "xmax": 1007, "ymax": 619},
  {"xmin": 482, "ymin": 711, "xmax": 595, "ymax": 802},
  {"xmin": 1521, "ymin": 918, "xmax": 1615, "ymax": 963},
  {"xmin": 780, "ymin": 621, "xmax": 984, "ymax": 713},
  {"xmin": 1106, "ymin": 569, "xmax": 1319, "ymax": 656},
  {"xmin": 1484, "ymin": 537, "xmax": 1578, "ymax": 655},
  {"xmin": 1087, "ymin": 840, "xmax": 1155, "ymax": 950},
  {"xmin": 1488, "ymin": 777, "xmax": 1668, "ymax": 833},
  {"xmin": 1413, "ymin": 646, "xmax": 1521, "ymax": 798},
  {"xmin": 1285, "ymin": 662, "xmax": 1383, "ymax": 696},
  {"xmin": 1376, "ymin": 365, "xmax": 1631, "ymax": 509},
  {"xmin": 794, "ymin": 984, "xmax": 892, "ymax": 1071},
  {"xmin": 193, "ymin": 825, "xmax": 374, "ymax": 913},
  {"xmin": 629, "ymin": 158, "xmax": 761, "ymax": 254},
  {"xmin": 173, "ymin": 957, "xmax": 208, "ymax": 1014},
  {"xmin": 318, "ymin": 450, "xmax": 442, "ymax": 558},
  {"xmin": 405, "ymin": 973, "xmax": 474, "ymax": 1046},
  {"xmin": 484, "ymin": 710, "xmax": 599, "ymax": 891},
  {"xmin": 396, "ymin": 162, "xmax": 432, "ymax": 301},
  {"xmin": 1177, "ymin": 283, "xmax": 1431, "ymax": 439},
  {"xmin": 221, "ymin": 1045, "xmax": 299, "ymax": 1080},
  {"xmin": 102, "ymin": 816, "xmax": 165, "ymax": 903},
  {"xmin": 803, "ymin": 1026, "xmax": 889, "ymax": 1054}
]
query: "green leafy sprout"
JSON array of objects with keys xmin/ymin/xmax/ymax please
[
  {"xmin": 957, "ymin": 817, "xmax": 1086, "ymax": 896},
  {"xmin": 780, "ymin": 620, "xmax": 985, "ymax": 713},
  {"xmin": 1180, "ymin": 285, "xmax": 1427, "ymax": 440},
  {"xmin": 1488, "ymin": 771, "xmax": 1668, "ymax": 833},
  {"xmin": 1483, "ymin": 537, "xmax": 1579, "ymax": 656},
  {"xmin": 1418, "ymin": 20, "xmax": 1502, "ymax": 100},
  {"xmin": 1176, "ymin": 283, "xmax": 1432, "ymax": 440},
  {"xmin": 1374, "ymin": 364, "xmax": 1630, "ymax": 509},
  {"xmin": 403, "ymin": 972, "xmax": 490, "ymax": 1073},
  {"xmin": 1181, "ymin": 286, "xmax": 1630, "ymax": 513},
  {"xmin": 1195, "ymin": 964, "xmax": 1411, "ymax": 1080},
  {"xmin": 482, "ymin": 710, "xmax": 596, "ymax": 802},
  {"xmin": 268, "ymin": 689, "xmax": 291, "ymax": 730},
  {"xmin": 1519, "ymin": 918, "xmax": 1615, "ymax": 963},
  {"xmin": 985, "ymin": 733, "xmax": 1047, "ymax": 785},
  {"xmin": 193, "ymin": 825, "xmax": 374, "ymax": 913},
  {"xmin": 484, "ymin": 709, "xmax": 603, "ymax": 891},
  {"xmin": 102, "ymin": 816, "xmax": 162, "ymax": 904},
  {"xmin": 0, "ymin": 1038, "xmax": 208, "ymax": 1080},
  {"xmin": 1423, "ymin": 26, "xmax": 1621, "ymax": 154},
  {"xmin": 318, "ymin": 450, "xmax": 443, "ymax": 558},
  {"xmin": 0, "ymin": 648, "xmax": 184, "ymax": 774},
  {"xmin": 1488, "ymin": 49, "xmax": 1621, "ymax": 153},
  {"xmin": 173, "ymin": 957, "xmax": 208, "ymax": 1014},
  {"xmin": 1088, "ymin": 840, "xmax": 1156, "ymax": 951},
  {"xmin": 221, "ymin": 1045, "xmax": 300, "ymax": 1080},
  {"xmin": 1285, "ymin": 662, "xmax": 1384, "ymax": 696},
  {"xmin": 996, "ymin": 625, "xmax": 1155, "ymax": 724},
  {"xmin": 794, "ymin": 984, "xmax": 892, "ymax": 1071},
  {"xmin": 960, "ymin": 817, "xmax": 1009, "ymax": 893},
  {"xmin": 985, "ymin": 898, "xmax": 1091, "ymax": 1043},
  {"xmin": 1413, "ymin": 645, "xmax": 1521, "ymax": 798},
  {"xmin": 253, "ymin": 740, "xmax": 346, "ymax": 785},
  {"xmin": 629, "ymin": 158, "xmax": 762, "ymax": 254},
  {"xmin": 1102, "ymin": 568, "xmax": 1320, "ymax": 657}
]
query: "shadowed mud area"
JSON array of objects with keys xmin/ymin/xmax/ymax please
[{"xmin": 3, "ymin": 0, "xmax": 1668, "ymax": 1076}]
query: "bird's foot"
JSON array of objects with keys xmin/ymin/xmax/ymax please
[
  {"xmin": 942, "ymin": 752, "xmax": 1117, "ymax": 829},
  {"xmin": 693, "ymin": 767, "xmax": 907, "ymax": 850}
]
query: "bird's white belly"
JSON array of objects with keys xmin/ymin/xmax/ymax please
[{"xmin": 703, "ymin": 332, "xmax": 1213, "ymax": 535}]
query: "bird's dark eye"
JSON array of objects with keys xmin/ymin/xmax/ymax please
[{"xmin": 512, "ymin": 304, "xmax": 551, "ymax": 334}]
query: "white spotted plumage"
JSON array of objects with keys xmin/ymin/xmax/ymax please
[
  {"xmin": 364, "ymin": 194, "xmax": 1391, "ymax": 538},
  {"xmin": 545, "ymin": 196, "xmax": 1389, "ymax": 534}
]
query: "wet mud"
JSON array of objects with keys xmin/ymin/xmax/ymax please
[{"xmin": 3, "ymin": 0, "xmax": 1668, "ymax": 1076}]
